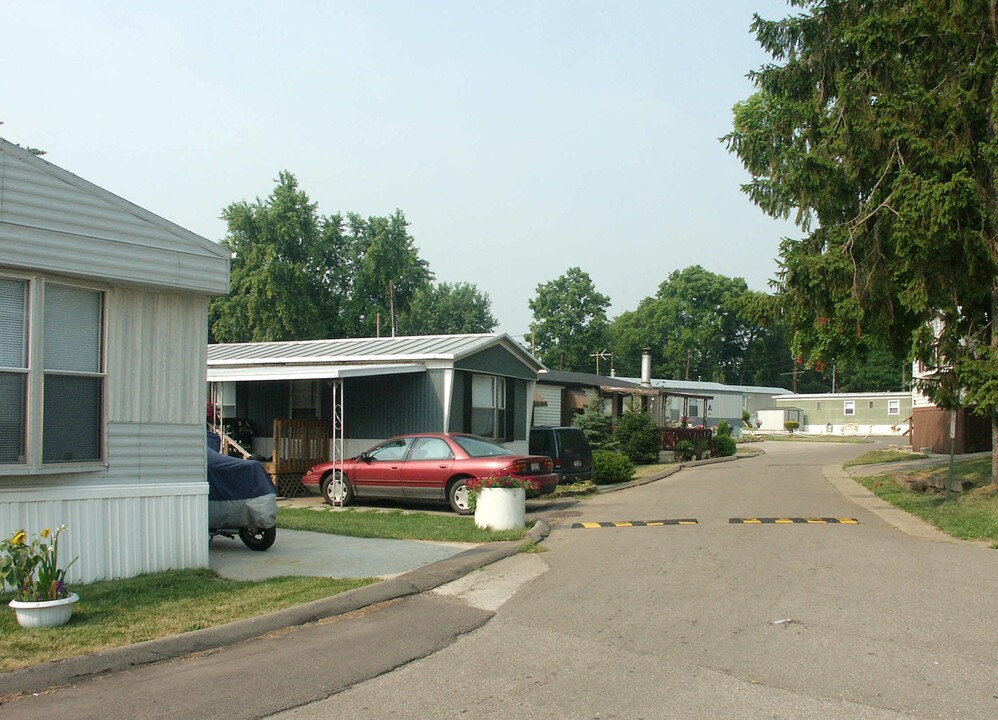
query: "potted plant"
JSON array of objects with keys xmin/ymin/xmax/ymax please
[
  {"xmin": 1, "ymin": 525, "xmax": 79, "ymax": 628},
  {"xmin": 467, "ymin": 475, "xmax": 539, "ymax": 531}
]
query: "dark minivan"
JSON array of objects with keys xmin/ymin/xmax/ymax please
[{"xmin": 529, "ymin": 426, "xmax": 594, "ymax": 484}]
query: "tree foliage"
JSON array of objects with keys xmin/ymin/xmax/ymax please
[
  {"xmin": 725, "ymin": 2, "xmax": 997, "ymax": 414},
  {"xmin": 614, "ymin": 403, "xmax": 661, "ymax": 464},
  {"xmin": 611, "ymin": 266, "xmax": 785, "ymax": 384},
  {"xmin": 401, "ymin": 282, "xmax": 497, "ymax": 335},
  {"xmin": 573, "ymin": 395, "xmax": 615, "ymax": 451},
  {"xmin": 209, "ymin": 173, "xmax": 433, "ymax": 343},
  {"xmin": 210, "ymin": 172, "xmax": 350, "ymax": 342},
  {"xmin": 529, "ymin": 267, "xmax": 611, "ymax": 371}
]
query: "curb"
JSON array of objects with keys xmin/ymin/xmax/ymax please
[
  {"xmin": 822, "ymin": 464, "xmax": 991, "ymax": 548},
  {"xmin": 597, "ymin": 451, "xmax": 754, "ymax": 494},
  {"xmin": 0, "ymin": 520, "xmax": 550, "ymax": 698}
]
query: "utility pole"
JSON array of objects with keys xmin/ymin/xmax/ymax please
[
  {"xmin": 685, "ymin": 350, "xmax": 692, "ymax": 380},
  {"xmin": 832, "ymin": 363, "xmax": 836, "ymax": 393}
]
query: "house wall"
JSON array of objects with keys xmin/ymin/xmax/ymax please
[
  {"xmin": 775, "ymin": 394, "xmax": 911, "ymax": 435},
  {"xmin": 532, "ymin": 385, "xmax": 562, "ymax": 426},
  {"xmin": 0, "ymin": 286, "xmax": 210, "ymax": 583},
  {"xmin": 911, "ymin": 407, "xmax": 993, "ymax": 454}
]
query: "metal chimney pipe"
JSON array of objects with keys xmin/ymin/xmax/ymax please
[{"xmin": 641, "ymin": 348, "xmax": 652, "ymax": 387}]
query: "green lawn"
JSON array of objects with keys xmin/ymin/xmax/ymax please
[
  {"xmin": 844, "ymin": 449, "xmax": 929, "ymax": 467},
  {"xmin": 277, "ymin": 507, "xmax": 527, "ymax": 542},
  {"xmin": 0, "ymin": 569, "xmax": 374, "ymax": 672},
  {"xmin": 855, "ymin": 457, "xmax": 997, "ymax": 543}
]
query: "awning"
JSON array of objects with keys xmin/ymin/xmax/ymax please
[
  {"xmin": 532, "ymin": 391, "xmax": 548, "ymax": 408},
  {"xmin": 207, "ymin": 363, "xmax": 426, "ymax": 383},
  {"xmin": 563, "ymin": 388, "xmax": 590, "ymax": 411}
]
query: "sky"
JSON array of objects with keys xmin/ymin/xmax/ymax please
[{"xmin": 2, "ymin": 0, "xmax": 799, "ymax": 341}]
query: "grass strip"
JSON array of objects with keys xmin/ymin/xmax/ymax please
[
  {"xmin": 854, "ymin": 457, "xmax": 997, "ymax": 542},
  {"xmin": 844, "ymin": 449, "xmax": 929, "ymax": 467},
  {"xmin": 277, "ymin": 507, "xmax": 527, "ymax": 543},
  {"xmin": 0, "ymin": 569, "xmax": 374, "ymax": 672},
  {"xmin": 754, "ymin": 434, "xmax": 872, "ymax": 443}
]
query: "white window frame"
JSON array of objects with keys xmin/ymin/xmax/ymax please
[
  {"xmin": 888, "ymin": 399, "xmax": 900, "ymax": 415},
  {"xmin": 0, "ymin": 272, "xmax": 107, "ymax": 474},
  {"xmin": 843, "ymin": 400, "xmax": 855, "ymax": 416},
  {"xmin": 471, "ymin": 374, "xmax": 507, "ymax": 440}
]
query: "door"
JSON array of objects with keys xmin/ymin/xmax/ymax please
[
  {"xmin": 349, "ymin": 437, "xmax": 412, "ymax": 499},
  {"xmin": 401, "ymin": 436, "xmax": 455, "ymax": 499}
]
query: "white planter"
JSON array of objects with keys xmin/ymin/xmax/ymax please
[
  {"xmin": 9, "ymin": 593, "xmax": 79, "ymax": 628},
  {"xmin": 474, "ymin": 487, "xmax": 526, "ymax": 531}
]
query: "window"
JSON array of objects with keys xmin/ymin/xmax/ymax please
[
  {"xmin": 0, "ymin": 276, "xmax": 105, "ymax": 469},
  {"xmin": 409, "ymin": 437, "xmax": 453, "ymax": 461},
  {"xmin": 888, "ymin": 399, "xmax": 900, "ymax": 415},
  {"xmin": 816, "ymin": 401, "xmax": 822, "ymax": 410},
  {"xmin": 869, "ymin": 401, "xmax": 875, "ymax": 409},
  {"xmin": 368, "ymin": 438, "xmax": 413, "ymax": 462},
  {"xmin": 844, "ymin": 400, "xmax": 855, "ymax": 416},
  {"xmin": 471, "ymin": 375, "xmax": 506, "ymax": 439},
  {"xmin": 688, "ymin": 403, "xmax": 699, "ymax": 418},
  {"xmin": 0, "ymin": 279, "xmax": 27, "ymax": 464}
]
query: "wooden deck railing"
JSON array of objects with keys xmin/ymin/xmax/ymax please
[
  {"xmin": 267, "ymin": 419, "xmax": 331, "ymax": 476},
  {"xmin": 659, "ymin": 427, "xmax": 713, "ymax": 449}
]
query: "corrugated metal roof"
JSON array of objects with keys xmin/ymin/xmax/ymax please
[
  {"xmin": 537, "ymin": 370, "xmax": 643, "ymax": 391},
  {"xmin": 208, "ymin": 333, "xmax": 543, "ymax": 370},
  {"xmin": 617, "ymin": 377, "xmax": 790, "ymax": 396},
  {"xmin": 207, "ymin": 363, "xmax": 425, "ymax": 383}
]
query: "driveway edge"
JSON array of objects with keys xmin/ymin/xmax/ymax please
[
  {"xmin": 0, "ymin": 520, "xmax": 550, "ymax": 698},
  {"xmin": 597, "ymin": 452, "xmax": 750, "ymax": 494}
]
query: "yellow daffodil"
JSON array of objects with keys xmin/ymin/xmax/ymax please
[
  {"xmin": 40, "ymin": 528, "xmax": 51, "ymax": 538},
  {"xmin": 12, "ymin": 530, "xmax": 26, "ymax": 546}
]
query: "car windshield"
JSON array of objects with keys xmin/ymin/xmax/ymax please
[{"xmin": 452, "ymin": 435, "xmax": 513, "ymax": 458}]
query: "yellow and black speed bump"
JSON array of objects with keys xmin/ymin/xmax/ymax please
[
  {"xmin": 572, "ymin": 519, "xmax": 698, "ymax": 529},
  {"xmin": 729, "ymin": 517, "xmax": 859, "ymax": 524}
]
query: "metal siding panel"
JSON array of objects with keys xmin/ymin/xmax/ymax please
[
  {"xmin": 344, "ymin": 373, "xmax": 442, "ymax": 437},
  {"xmin": 0, "ymin": 148, "xmax": 226, "ymax": 294},
  {"xmin": 107, "ymin": 288, "xmax": 206, "ymax": 425},
  {"xmin": 453, "ymin": 344, "xmax": 536, "ymax": 380},
  {"xmin": 533, "ymin": 385, "xmax": 562, "ymax": 427},
  {"xmin": 0, "ymin": 484, "xmax": 207, "ymax": 583},
  {"xmin": 449, "ymin": 372, "xmax": 467, "ymax": 432}
]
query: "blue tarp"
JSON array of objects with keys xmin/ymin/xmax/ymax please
[{"xmin": 207, "ymin": 449, "xmax": 278, "ymax": 530}]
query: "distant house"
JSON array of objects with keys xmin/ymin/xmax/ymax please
[
  {"xmin": 0, "ymin": 139, "xmax": 229, "ymax": 583},
  {"xmin": 206, "ymin": 334, "xmax": 544, "ymax": 492},
  {"xmin": 773, "ymin": 392, "xmax": 912, "ymax": 436},
  {"xmin": 532, "ymin": 370, "xmax": 656, "ymax": 427}
]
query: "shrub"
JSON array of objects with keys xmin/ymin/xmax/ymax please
[
  {"xmin": 712, "ymin": 434, "xmax": 737, "ymax": 457},
  {"xmin": 742, "ymin": 409, "xmax": 751, "ymax": 426},
  {"xmin": 716, "ymin": 420, "xmax": 732, "ymax": 438},
  {"xmin": 593, "ymin": 450, "xmax": 635, "ymax": 485},
  {"xmin": 675, "ymin": 440, "xmax": 696, "ymax": 462},
  {"xmin": 692, "ymin": 438, "xmax": 710, "ymax": 459},
  {"xmin": 784, "ymin": 421, "xmax": 799, "ymax": 433},
  {"xmin": 614, "ymin": 407, "xmax": 661, "ymax": 464},
  {"xmin": 573, "ymin": 395, "xmax": 614, "ymax": 450}
]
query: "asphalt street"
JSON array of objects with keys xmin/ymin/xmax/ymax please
[{"xmin": 4, "ymin": 441, "xmax": 996, "ymax": 719}]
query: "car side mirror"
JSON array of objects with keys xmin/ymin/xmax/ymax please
[{"xmin": 359, "ymin": 451, "xmax": 371, "ymax": 463}]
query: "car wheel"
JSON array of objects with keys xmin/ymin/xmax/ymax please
[
  {"xmin": 322, "ymin": 471, "xmax": 353, "ymax": 506},
  {"xmin": 448, "ymin": 478, "xmax": 473, "ymax": 515},
  {"xmin": 238, "ymin": 526, "xmax": 276, "ymax": 551}
]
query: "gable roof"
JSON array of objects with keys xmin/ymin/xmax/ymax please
[
  {"xmin": 208, "ymin": 333, "xmax": 544, "ymax": 372},
  {"xmin": 0, "ymin": 138, "xmax": 229, "ymax": 294},
  {"xmin": 537, "ymin": 370, "xmax": 645, "ymax": 393}
]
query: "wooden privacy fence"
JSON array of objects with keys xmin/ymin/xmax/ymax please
[
  {"xmin": 659, "ymin": 427, "xmax": 713, "ymax": 450},
  {"xmin": 262, "ymin": 419, "xmax": 331, "ymax": 496}
]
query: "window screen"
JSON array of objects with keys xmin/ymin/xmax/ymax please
[
  {"xmin": 0, "ymin": 279, "xmax": 27, "ymax": 463},
  {"xmin": 42, "ymin": 284, "xmax": 104, "ymax": 463}
]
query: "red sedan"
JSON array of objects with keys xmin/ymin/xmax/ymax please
[{"xmin": 302, "ymin": 433, "xmax": 558, "ymax": 514}]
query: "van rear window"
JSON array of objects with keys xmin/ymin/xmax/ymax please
[{"xmin": 557, "ymin": 429, "xmax": 590, "ymax": 453}]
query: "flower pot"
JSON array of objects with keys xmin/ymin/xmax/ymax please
[
  {"xmin": 474, "ymin": 487, "xmax": 525, "ymax": 531},
  {"xmin": 9, "ymin": 593, "xmax": 79, "ymax": 628}
]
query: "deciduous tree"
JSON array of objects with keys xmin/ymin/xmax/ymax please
[
  {"xmin": 402, "ymin": 282, "xmax": 497, "ymax": 335},
  {"xmin": 528, "ymin": 268, "xmax": 611, "ymax": 372}
]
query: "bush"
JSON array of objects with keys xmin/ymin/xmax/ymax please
[
  {"xmin": 712, "ymin": 434, "xmax": 737, "ymax": 457},
  {"xmin": 593, "ymin": 450, "xmax": 635, "ymax": 485},
  {"xmin": 675, "ymin": 440, "xmax": 696, "ymax": 462},
  {"xmin": 784, "ymin": 421, "xmax": 800, "ymax": 433},
  {"xmin": 614, "ymin": 408, "xmax": 661, "ymax": 464},
  {"xmin": 716, "ymin": 420, "xmax": 732, "ymax": 438},
  {"xmin": 573, "ymin": 395, "xmax": 614, "ymax": 450}
]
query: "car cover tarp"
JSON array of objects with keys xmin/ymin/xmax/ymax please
[{"xmin": 207, "ymin": 449, "xmax": 278, "ymax": 530}]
